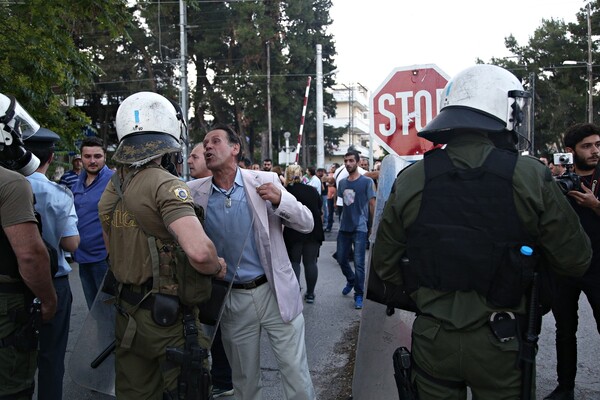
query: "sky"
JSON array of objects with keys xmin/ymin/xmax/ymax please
[{"xmin": 329, "ymin": 0, "xmax": 587, "ymax": 93}]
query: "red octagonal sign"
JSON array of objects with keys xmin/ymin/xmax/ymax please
[{"xmin": 370, "ymin": 64, "xmax": 449, "ymax": 159}]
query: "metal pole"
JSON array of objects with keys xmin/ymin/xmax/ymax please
[
  {"xmin": 267, "ymin": 41, "xmax": 273, "ymax": 159},
  {"xmin": 179, "ymin": 0, "xmax": 189, "ymax": 180},
  {"xmin": 587, "ymin": 2, "xmax": 593, "ymax": 123},
  {"xmin": 295, "ymin": 77, "xmax": 312, "ymax": 165},
  {"xmin": 316, "ymin": 44, "xmax": 324, "ymax": 168}
]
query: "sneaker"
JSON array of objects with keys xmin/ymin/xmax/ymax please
[
  {"xmin": 212, "ymin": 387, "xmax": 234, "ymax": 398},
  {"xmin": 354, "ymin": 295, "xmax": 363, "ymax": 309},
  {"xmin": 543, "ymin": 386, "xmax": 574, "ymax": 400},
  {"xmin": 304, "ymin": 293, "xmax": 315, "ymax": 304},
  {"xmin": 342, "ymin": 282, "xmax": 353, "ymax": 296}
]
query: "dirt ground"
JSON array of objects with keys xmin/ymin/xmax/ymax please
[{"xmin": 315, "ymin": 321, "xmax": 359, "ymax": 400}]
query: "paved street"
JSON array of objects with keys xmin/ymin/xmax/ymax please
[{"xmin": 45, "ymin": 220, "xmax": 599, "ymax": 399}]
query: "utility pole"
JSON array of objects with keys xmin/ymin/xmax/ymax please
[
  {"xmin": 587, "ymin": 2, "xmax": 593, "ymax": 123},
  {"xmin": 179, "ymin": 0, "xmax": 189, "ymax": 180},
  {"xmin": 316, "ymin": 44, "xmax": 324, "ymax": 168},
  {"xmin": 267, "ymin": 41, "xmax": 273, "ymax": 160}
]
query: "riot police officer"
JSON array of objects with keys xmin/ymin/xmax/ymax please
[
  {"xmin": 98, "ymin": 92, "xmax": 225, "ymax": 399},
  {"xmin": 372, "ymin": 65, "xmax": 592, "ymax": 399},
  {"xmin": 0, "ymin": 92, "xmax": 57, "ymax": 399}
]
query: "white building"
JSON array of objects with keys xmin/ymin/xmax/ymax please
[{"xmin": 324, "ymin": 83, "xmax": 383, "ymax": 168}]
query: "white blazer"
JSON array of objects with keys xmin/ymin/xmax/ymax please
[{"xmin": 187, "ymin": 169, "xmax": 314, "ymax": 323}]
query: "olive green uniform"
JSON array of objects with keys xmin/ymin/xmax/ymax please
[
  {"xmin": 99, "ymin": 165, "xmax": 211, "ymax": 399},
  {"xmin": 372, "ymin": 133, "xmax": 592, "ymax": 399},
  {"xmin": 0, "ymin": 167, "xmax": 39, "ymax": 399}
]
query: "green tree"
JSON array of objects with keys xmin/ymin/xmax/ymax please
[
  {"xmin": 186, "ymin": 0, "xmax": 337, "ymax": 165},
  {"xmin": 0, "ymin": 0, "xmax": 130, "ymax": 151},
  {"xmin": 484, "ymin": 1, "xmax": 598, "ymax": 155}
]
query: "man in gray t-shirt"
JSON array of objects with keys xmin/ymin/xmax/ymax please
[{"xmin": 336, "ymin": 150, "xmax": 376, "ymax": 310}]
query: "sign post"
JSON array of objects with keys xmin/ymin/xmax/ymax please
[{"xmin": 370, "ymin": 64, "xmax": 449, "ymax": 160}]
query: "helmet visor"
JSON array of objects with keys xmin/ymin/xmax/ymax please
[
  {"xmin": 11, "ymin": 100, "xmax": 40, "ymax": 140},
  {"xmin": 508, "ymin": 90, "xmax": 532, "ymax": 151}
]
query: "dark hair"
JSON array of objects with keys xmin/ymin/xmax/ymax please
[
  {"xmin": 80, "ymin": 136, "xmax": 106, "ymax": 153},
  {"xmin": 344, "ymin": 150, "xmax": 360, "ymax": 162},
  {"xmin": 263, "ymin": 158, "xmax": 272, "ymax": 163},
  {"xmin": 317, "ymin": 167, "xmax": 326, "ymax": 173},
  {"xmin": 307, "ymin": 166, "xmax": 316, "ymax": 175},
  {"xmin": 210, "ymin": 123, "xmax": 241, "ymax": 147},
  {"xmin": 26, "ymin": 146, "xmax": 53, "ymax": 166},
  {"xmin": 563, "ymin": 123, "xmax": 600, "ymax": 149}
]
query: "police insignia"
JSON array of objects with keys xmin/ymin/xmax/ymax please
[{"xmin": 174, "ymin": 187, "xmax": 190, "ymax": 201}]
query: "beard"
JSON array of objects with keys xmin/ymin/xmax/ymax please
[{"xmin": 574, "ymin": 152, "xmax": 598, "ymax": 172}]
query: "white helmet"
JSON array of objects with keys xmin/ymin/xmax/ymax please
[
  {"xmin": 113, "ymin": 91, "xmax": 183, "ymax": 165},
  {"xmin": 0, "ymin": 93, "xmax": 41, "ymax": 175},
  {"xmin": 418, "ymin": 64, "xmax": 531, "ymax": 144}
]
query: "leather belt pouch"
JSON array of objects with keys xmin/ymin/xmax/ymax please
[{"xmin": 151, "ymin": 293, "xmax": 180, "ymax": 327}]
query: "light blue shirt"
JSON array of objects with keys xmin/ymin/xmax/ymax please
[
  {"xmin": 27, "ymin": 172, "xmax": 79, "ymax": 277},
  {"xmin": 204, "ymin": 168, "xmax": 265, "ymax": 282}
]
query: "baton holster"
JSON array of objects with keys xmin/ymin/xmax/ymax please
[{"xmin": 393, "ymin": 346, "xmax": 419, "ymax": 400}]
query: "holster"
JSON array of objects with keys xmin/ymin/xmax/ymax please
[
  {"xmin": 165, "ymin": 306, "xmax": 211, "ymax": 400},
  {"xmin": 393, "ymin": 347, "xmax": 419, "ymax": 400}
]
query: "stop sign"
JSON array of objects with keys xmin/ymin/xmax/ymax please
[{"xmin": 370, "ymin": 64, "xmax": 449, "ymax": 159}]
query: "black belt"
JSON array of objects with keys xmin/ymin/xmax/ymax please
[
  {"xmin": 216, "ymin": 274, "xmax": 268, "ymax": 290},
  {"xmin": 119, "ymin": 284, "xmax": 154, "ymax": 310},
  {"xmin": 53, "ymin": 275, "xmax": 68, "ymax": 281}
]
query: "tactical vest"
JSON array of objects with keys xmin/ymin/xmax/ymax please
[
  {"xmin": 405, "ymin": 148, "xmax": 536, "ymax": 308},
  {"xmin": 109, "ymin": 166, "xmax": 211, "ymax": 306}
]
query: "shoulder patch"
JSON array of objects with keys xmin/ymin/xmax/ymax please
[{"xmin": 173, "ymin": 187, "xmax": 191, "ymax": 202}]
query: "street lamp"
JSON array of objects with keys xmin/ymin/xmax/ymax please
[{"xmin": 315, "ymin": 42, "xmax": 338, "ymax": 168}]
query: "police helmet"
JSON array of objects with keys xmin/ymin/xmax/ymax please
[
  {"xmin": 418, "ymin": 65, "xmax": 531, "ymax": 144},
  {"xmin": 113, "ymin": 92, "xmax": 183, "ymax": 165},
  {"xmin": 0, "ymin": 93, "xmax": 41, "ymax": 175}
]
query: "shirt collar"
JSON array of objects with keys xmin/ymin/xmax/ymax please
[{"xmin": 211, "ymin": 167, "xmax": 244, "ymax": 193}]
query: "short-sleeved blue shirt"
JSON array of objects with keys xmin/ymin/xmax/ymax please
[{"xmin": 337, "ymin": 175, "xmax": 376, "ymax": 233}]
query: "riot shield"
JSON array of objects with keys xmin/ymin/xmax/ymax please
[
  {"xmin": 352, "ymin": 154, "xmax": 417, "ymax": 399},
  {"xmin": 68, "ymin": 282, "xmax": 116, "ymax": 396}
]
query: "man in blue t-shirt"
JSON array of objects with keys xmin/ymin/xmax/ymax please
[
  {"xmin": 72, "ymin": 137, "xmax": 113, "ymax": 309},
  {"xmin": 336, "ymin": 150, "xmax": 376, "ymax": 309}
]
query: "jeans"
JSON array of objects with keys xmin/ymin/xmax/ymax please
[
  {"xmin": 336, "ymin": 230, "xmax": 367, "ymax": 297},
  {"xmin": 321, "ymin": 195, "xmax": 328, "ymax": 225},
  {"xmin": 78, "ymin": 260, "xmax": 108, "ymax": 310},
  {"xmin": 326, "ymin": 198, "xmax": 335, "ymax": 230},
  {"xmin": 551, "ymin": 268, "xmax": 600, "ymax": 388},
  {"xmin": 38, "ymin": 276, "xmax": 72, "ymax": 400}
]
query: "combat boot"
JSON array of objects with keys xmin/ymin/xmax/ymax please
[{"xmin": 543, "ymin": 385, "xmax": 574, "ymax": 400}]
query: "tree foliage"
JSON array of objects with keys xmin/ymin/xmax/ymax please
[
  {"xmin": 485, "ymin": 1, "xmax": 599, "ymax": 155},
  {"xmin": 0, "ymin": 0, "xmax": 131, "ymax": 151}
]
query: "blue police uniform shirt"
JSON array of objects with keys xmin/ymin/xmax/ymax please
[
  {"xmin": 72, "ymin": 165, "xmax": 113, "ymax": 263},
  {"xmin": 204, "ymin": 168, "xmax": 265, "ymax": 283},
  {"xmin": 27, "ymin": 172, "xmax": 79, "ymax": 277}
]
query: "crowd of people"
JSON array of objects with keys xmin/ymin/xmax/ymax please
[{"xmin": 1, "ymin": 63, "xmax": 599, "ymax": 400}]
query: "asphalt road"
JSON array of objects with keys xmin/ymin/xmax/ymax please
[
  {"xmin": 39, "ymin": 220, "xmax": 600, "ymax": 400},
  {"xmin": 51, "ymin": 223, "xmax": 361, "ymax": 400}
]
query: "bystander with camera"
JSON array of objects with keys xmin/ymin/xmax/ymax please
[{"xmin": 544, "ymin": 123, "xmax": 600, "ymax": 400}]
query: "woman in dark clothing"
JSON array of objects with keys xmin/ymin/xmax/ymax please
[{"xmin": 283, "ymin": 164, "xmax": 325, "ymax": 303}]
